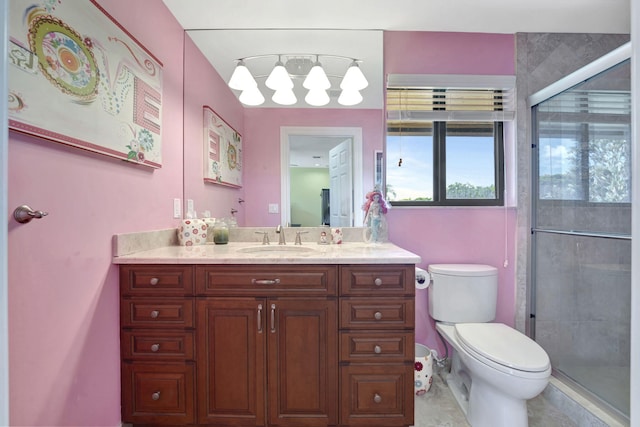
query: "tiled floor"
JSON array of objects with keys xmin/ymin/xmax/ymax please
[{"xmin": 412, "ymin": 373, "xmax": 579, "ymax": 427}]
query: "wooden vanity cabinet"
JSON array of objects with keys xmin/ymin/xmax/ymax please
[
  {"xmin": 339, "ymin": 264, "xmax": 415, "ymax": 427},
  {"xmin": 120, "ymin": 263, "xmax": 415, "ymax": 427}
]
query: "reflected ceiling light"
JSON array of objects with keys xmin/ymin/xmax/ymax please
[
  {"xmin": 228, "ymin": 60, "xmax": 257, "ymax": 91},
  {"xmin": 272, "ymin": 88, "xmax": 297, "ymax": 105},
  {"xmin": 228, "ymin": 54, "xmax": 367, "ymax": 107},
  {"xmin": 239, "ymin": 86, "xmax": 265, "ymax": 106},
  {"xmin": 305, "ymin": 88, "xmax": 330, "ymax": 106},
  {"xmin": 340, "ymin": 61, "xmax": 368, "ymax": 91},
  {"xmin": 265, "ymin": 57, "xmax": 294, "ymax": 90},
  {"xmin": 303, "ymin": 58, "xmax": 331, "ymax": 90},
  {"xmin": 338, "ymin": 89, "xmax": 363, "ymax": 106}
]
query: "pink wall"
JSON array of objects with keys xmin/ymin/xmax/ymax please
[
  {"xmin": 384, "ymin": 31, "xmax": 515, "ymax": 75},
  {"xmin": 242, "ymin": 108, "xmax": 384, "ymax": 226},
  {"xmin": 8, "ymin": 1, "xmax": 186, "ymax": 425}
]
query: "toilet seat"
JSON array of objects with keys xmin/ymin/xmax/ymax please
[{"xmin": 454, "ymin": 323, "xmax": 550, "ymax": 374}]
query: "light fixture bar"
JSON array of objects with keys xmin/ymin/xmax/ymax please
[{"xmin": 228, "ymin": 54, "xmax": 366, "ymax": 107}]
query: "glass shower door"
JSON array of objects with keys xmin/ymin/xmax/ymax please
[{"xmin": 531, "ymin": 59, "xmax": 631, "ymax": 419}]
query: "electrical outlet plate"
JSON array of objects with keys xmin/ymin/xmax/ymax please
[
  {"xmin": 173, "ymin": 198, "xmax": 182, "ymax": 218},
  {"xmin": 268, "ymin": 203, "xmax": 279, "ymax": 214}
]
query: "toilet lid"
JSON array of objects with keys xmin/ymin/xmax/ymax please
[{"xmin": 455, "ymin": 323, "xmax": 550, "ymax": 372}]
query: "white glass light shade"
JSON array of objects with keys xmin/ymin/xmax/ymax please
[
  {"xmin": 265, "ymin": 61, "xmax": 294, "ymax": 90},
  {"xmin": 338, "ymin": 89, "xmax": 363, "ymax": 106},
  {"xmin": 228, "ymin": 61, "xmax": 257, "ymax": 91},
  {"xmin": 340, "ymin": 62, "xmax": 368, "ymax": 91},
  {"xmin": 272, "ymin": 88, "xmax": 297, "ymax": 105},
  {"xmin": 305, "ymin": 88, "xmax": 330, "ymax": 106},
  {"xmin": 239, "ymin": 87, "xmax": 265, "ymax": 106},
  {"xmin": 303, "ymin": 62, "xmax": 331, "ymax": 90}
]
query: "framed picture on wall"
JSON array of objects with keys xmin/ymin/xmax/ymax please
[
  {"xmin": 8, "ymin": 0, "xmax": 163, "ymax": 168},
  {"xmin": 203, "ymin": 106, "xmax": 242, "ymax": 188}
]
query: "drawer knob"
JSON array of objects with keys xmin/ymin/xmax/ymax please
[
  {"xmin": 152, "ymin": 391, "xmax": 161, "ymax": 401},
  {"xmin": 373, "ymin": 393, "xmax": 382, "ymax": 403},
  {"xmin": 374, "ymin": 311, "xmax": 383, "ymax": 320},
  {"xmin": 374, "ymin": 277, "xmax": 383, "ymax": 286},
  {"xmin": 149, "ymin": 277, "xmax": 159, "ymax": 286},
  {"xmin": 374, "ymin": 345, "xmax": 382, "ymax": 354},
  {"xmin": 150, "ymin": 310, "xmax": 160, "ymax": 319},
  {"xmin": 150, "ymin": 343, "xmax": 160, "ymax": 352}
]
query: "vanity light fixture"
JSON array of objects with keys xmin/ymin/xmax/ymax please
[{"xmin": 228, "ymin": 54, "xmax": 368, "ymax": 107}]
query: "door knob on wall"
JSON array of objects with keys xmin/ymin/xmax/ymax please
[{"xmin": 13, "ymin": 205, "xmax": 48, "ymax": 224}]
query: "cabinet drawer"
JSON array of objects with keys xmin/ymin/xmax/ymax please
[
  {"xmin": 122, "ymin": 362, "xmax": 195, "ymax": 425},
  {"xmin": 340, "ymin": 332, "xmax": 414, "ymax": 363},
  {"xmin": 196, "ymin": 265, "xmax": 337, "ymax": 296},
  {"xmin": 340, "ymin": 265, "xmax": 414, "ymax": 296},
  {"xmin": 120, "ymin": 265, "xmax": 194, "ymax": 296},
  {"xmin": 340, "ymin": 298, "xmax": 414, "ymax": 329},
  {"xmin": 121, "ymin": 298, "xmax": 194, "ymax": 328},
  {"xmin": 340, "ymin": 364, "xmax": 414, "ymax": 426},
  {"xmin": 122, "ymin": 330, "xmax": 195, "ymax": 360}
]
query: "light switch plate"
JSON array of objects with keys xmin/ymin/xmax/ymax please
[
  {"xmin": 268, "ymin": 203, "xmax": 279, "ymax": 214},
  {"xmin": 173, "ymin": 198, "xmax": 182, "ymax": 218},
  {"xmin": 187, "ymin": 199, "xmax": 194, "ymax": 215}
]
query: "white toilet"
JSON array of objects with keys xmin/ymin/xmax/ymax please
[{"xmin": 427, "ymin": 264, "xmax": 551, "ymax": 427}]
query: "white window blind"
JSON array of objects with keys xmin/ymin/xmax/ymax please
[{"xmin": 387, "ymin": 74, "xmax": 516, "ymax": 123}]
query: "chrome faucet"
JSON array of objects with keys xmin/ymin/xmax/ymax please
[{"xmin": 276, "ymin": 225, "xmax": 286, "ymax": 245}]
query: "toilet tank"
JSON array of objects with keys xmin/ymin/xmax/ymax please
[{"xmin": 427, "ymin": 264, "xmax": 498, "ymax": 323}]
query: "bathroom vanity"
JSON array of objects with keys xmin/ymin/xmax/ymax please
[{"xmin": 114, "ymin": 231, "xmax": 420, "ymax": 427}]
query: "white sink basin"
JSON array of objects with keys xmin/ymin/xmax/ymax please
[{"xmin": 236, "ymin": 245, "xmax": 317, "ymax": 256}]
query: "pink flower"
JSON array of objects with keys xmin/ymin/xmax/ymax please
[{"xmin": 415, "ymin": 361, "xmax": 423, "ymax": 371}]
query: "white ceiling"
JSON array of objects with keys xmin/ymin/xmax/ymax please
[{"xmin": 163, "ymin": 0, "xmax": 629, "ymax": 110}]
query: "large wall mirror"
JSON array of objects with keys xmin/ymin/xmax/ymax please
[{"xmin": 182, "ymin": 29, "xmax": 383, "ymax": 226}]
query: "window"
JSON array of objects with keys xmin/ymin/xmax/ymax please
[
  {"xmin": 385, "ymin": 76, "xmax": 513, "ymax": 207},
  {"xmin": 386, "ymin": 121, "xmax": 504, "ymax": 206}
]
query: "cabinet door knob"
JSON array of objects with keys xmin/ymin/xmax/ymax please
[
  {"xmin": 152, "ymin": 391, "xmax": 161, "ymax": 401},
  {"xmin": 374, "ymin": 311, "xmax": 383, "ymax": 320},
  {"xmin": 374, "ymin": 277, "xmax": 383, "ymax": 286},
  {"xmin": 373, "ymin": 393, "xmax": 382, "ymax": 403},
  {"xmin": 150, "ymin": 310, "xmax": 160, "ymax": 319},
  {"xmin": 374, "ymin": 345, "xmax": 382, "ymax": 354},
  {"xmin": 149, "ymin": 277, "xmax": 159, "ymax": 285},
  {"xmin": 150, "ymin": 344, "xmax": 160, "ymax": 352}
]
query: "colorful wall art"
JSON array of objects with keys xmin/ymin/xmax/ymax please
[
  {"xmin": 203, "ymin": 106, "xmax": 242, "ymax": 188},
  {"xmin": 8, "ymin": 0, "xmax": 163, "ymax": 167}
]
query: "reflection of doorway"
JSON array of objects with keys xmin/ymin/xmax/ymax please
[{"xmin": 281, "ymin": 127, "xmax": 363, "ymax": 227}]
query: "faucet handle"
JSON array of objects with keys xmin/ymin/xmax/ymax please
[
  {"xmin": 255, "ymin": 231, "xmax": 270, "ymax": 245},
  {"xmin": 294, "ymin": 231, "xmax": 309, "ymax": 245}
]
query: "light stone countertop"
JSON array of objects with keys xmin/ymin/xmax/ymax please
[
  {"xmin": 112, "ymin": 241, "xmax": 421, "ymax": 265},
  {"xmin": 112, "ymin": 227, "xmax": 421, "ymax": 265}
]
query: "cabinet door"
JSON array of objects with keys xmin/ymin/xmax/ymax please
[
  {"xmin": 197, "ymin": 298, "xmax": 266, "ymax": 426},
  {"xmin": 267, "ymin": 298, "xmax": 338, "ymax": 427}
]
